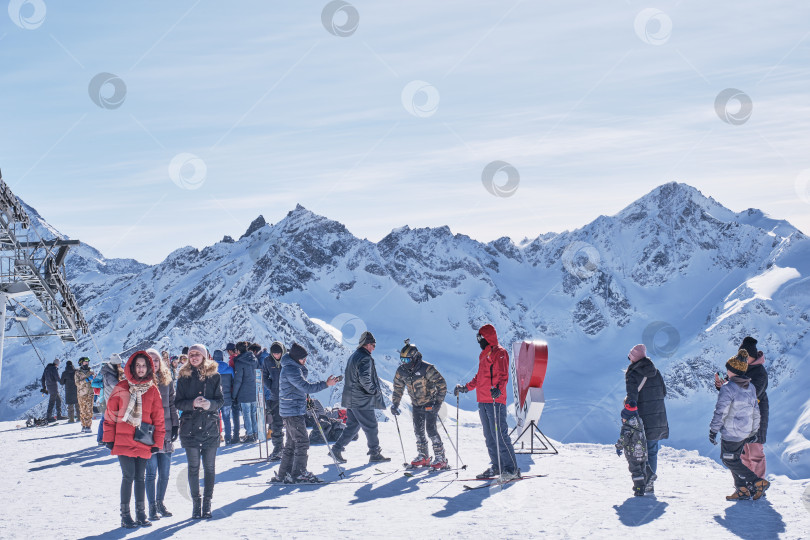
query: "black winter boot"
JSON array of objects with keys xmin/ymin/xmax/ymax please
[
  {"xmin": 269, "ymin": 445, "xmax": 283, "ymax": 461},
  {"xmin": 120, "ymin": 504, "xmax": 137, "ymax": 529},
  {"xmin": 192, "ymin": 497, "xmax": 202, "ymax": 519},
  {"xmin": 202, "ymin": 497, "xmax": 213, "ymax": 519},
  {"xmin": 148, "ymin": 502, "xmax": 160, "ymax": 521},
  {"xmin": 156, "ymin": 500, "xmax": 173, "ymax": 517},
  {"xmin": 331, "ymin": 449, "xmax": 347, "ymax": 463},
  {"xmin": 135, "ymin": 502, "xmax": 152, "ymax": 527}
]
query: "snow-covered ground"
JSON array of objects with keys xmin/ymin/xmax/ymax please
[{"xmin": 2, "ymin": 407, "xmax": 808, "ymax": 540}]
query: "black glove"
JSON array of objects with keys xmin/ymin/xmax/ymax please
[
  {"xmin": 171, "ymin": 426, "xmax": 179, "ymax": 442},
  {"xmin": 490, "ymin": 386, "xmax": 501, "ymax": 400},
  {"xmin": 150, "ymin": 447, "xmax": 159, "ymax": 454},
  {"xmin": 709, "ymin": 430, "xmax": 718, "ymax": 445},
  {"xmin": 453, "ymin": 384, "xmax": 468, "ymax": 397},
  {"xmin": 390, "ymin": 405, "xmax": 400, "ymax": 416},
  {"xmin": 105, "ymin": 442, "xmax": 114, "ymax": 450},
  {"xmin": 615, "ymin": 444, "xmax": 623, "ymax": 456},
  {"xmin": 41, "ymin": 388, "xmax": 48, "ymax": 395},
  {"xmin": 745, "ymin": 434, "xmax": 758, "ymax": 444}
]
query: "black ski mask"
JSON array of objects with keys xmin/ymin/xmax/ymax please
[{"xmin": 477, "ymin": 333, "xmax": 489, "ymax": 350}]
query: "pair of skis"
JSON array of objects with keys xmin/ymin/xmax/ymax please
[{"xmin": 461, "ymin": 473, "xmax": 547, "ymax": 490}]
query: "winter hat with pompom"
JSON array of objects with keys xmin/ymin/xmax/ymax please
[
  {"xmin": 740, "ymin": 336, "xmax": 758, "ymax": 359},
  {"xmin": 621, "ymin": 399, "xmax": 639, "ymax": 420},
  {"xmin": 726, "ymin": 350, "xmax": 749, "ymax": 376},
  {"xmin": 109, "ymin": 353, "xmax": 122, "ymax": 365}
]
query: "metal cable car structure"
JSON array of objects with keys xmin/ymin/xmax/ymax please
[{"xmin": 0, "ymin": 168, "xmax": 89, "ymax": 387}]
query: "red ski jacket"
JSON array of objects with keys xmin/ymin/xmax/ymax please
[
  {"xmin": 465, "ymin": 324, "xmax": 509, "ymax": 405},
  {"xmin": 103, "ymin": 352, "xmax": 166, "ymax": 460}
]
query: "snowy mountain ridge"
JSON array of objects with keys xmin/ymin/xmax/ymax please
[{"xmin": 2, "ymin": 182, "xmax": 810, "ymax": 478}]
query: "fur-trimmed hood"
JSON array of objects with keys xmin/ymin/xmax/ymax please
[{"xmin": 178, "ymin": 358, "xmax": 218, "ymax": 380}]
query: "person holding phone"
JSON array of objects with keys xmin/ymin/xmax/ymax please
[
  {"xmin": 274, "ymin": 342, "xmax": 339, "ymax": 483},
  {"xmin": 103, "ymin": 351, "xmax": 165, "ymax": 529},
  {"xmin": 176, "ymin": 344, "xmax": 224, "ymax": 519}
]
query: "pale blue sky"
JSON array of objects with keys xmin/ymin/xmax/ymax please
[{"xmin": 1, "ymin": 1, "xmax": 809, "ymax": 264}]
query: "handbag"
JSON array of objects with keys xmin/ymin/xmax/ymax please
[{"xmin": 133, "ymin": 421, "xmax": 155, "ymax": 446}]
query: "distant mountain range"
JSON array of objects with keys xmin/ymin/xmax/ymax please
[{"xmin": 2, "ymin": 182, "xmax": 809, "ymax": 478}]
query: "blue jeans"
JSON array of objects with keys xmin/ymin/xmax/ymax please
[
  {"xmin": 221, "ymin": 406, "xmax": 232, "ymax": 442},
  {"xmin": 97, "ymin": 417, "xmax": 104, "ymax": 443},
  {"xmin": 241, "ymin": 402, "xmax": 258, "ymax": 436},
  {"xmin": 478, "ymin": 403, "xmax": 518, "ymax": 474},
  {"xmin": 646, "ymin": 440, "xmax": 659, "ymax": 476},
  {"xmin": 145, "ymin": 452, "xmax": 172, "ymax": 504}
]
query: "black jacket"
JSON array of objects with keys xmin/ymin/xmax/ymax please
[
  {"xmin": 157, "ymin": 380, "xmax": 179, "ymax": 452},
  {"xmin": 625, "ymin": 357, "xmax": 669, "ymax": 441},
  {"xmin": 746, "ymin": 363, "xmax": 769, "ymax": 443},
  {"xmin": 60, "ymin": 365, "xmax": 78, "ymax": 404},
  {"xmin": 41, "ymin": 363, "xmax": 59, "ymax": 392},
  {"xmin": 232, "ymin": 351, "xmax": 258, "ymax": 403},
  {"xmin": 176, "ymin": 361, "xmax": 225, "ymax": 449},
  {"xmin": 341, "ymin": 347, "xmax": 386, "ymax": 410},
  {"xmin": 262, "ymin": 355, "xmax": 282, "ymax": 402}
]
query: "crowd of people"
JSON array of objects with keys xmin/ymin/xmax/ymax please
[{"xmin": 36, "ymin": 326, "xmax": 773, "ymax": 529}]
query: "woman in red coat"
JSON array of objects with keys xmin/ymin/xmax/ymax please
[{"xmin": 103, "ymin": 351, "xmax": 166, "ymax": 529}]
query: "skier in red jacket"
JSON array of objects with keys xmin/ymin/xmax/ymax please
[{"xmin": 454, "ymin": 324, "xmax": 519, "ymax": 481}]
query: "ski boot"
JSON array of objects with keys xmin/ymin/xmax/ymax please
[
  {"xmin": 268, "ymin": 446, "xmax": 283, "ymax": 462},
  {"xmin": 430, "ymin": 454, "xmax": 450, "ymax": 471},
  {"xmin": 410, "ymin": 453, "xmax": 431, "ymax": 468},
  {"xmin": 725, "ymin": 486, "xmax": 752, "ymax": 501},
  {"xmin": 500, "ymin": 468, "xmax": 521, "ymax": 482},
  {"xmin": 752, "ymin": 479, "xmax": 770, "ymax": 500},
  {"xmin": 476, "ymin": 466, "xmax": 499, "ymax": 479},
  {"xmin": 282, "ymin": 473, "xmax": 297, "ymax": 484},
  {"xmin": 294, "ymin": 471, "xmax": 323, "ymax": 484}
]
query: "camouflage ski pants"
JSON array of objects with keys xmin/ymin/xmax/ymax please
[{"xmin": 78, "ymin": 395, "xmax": 93, "ymax": 428}]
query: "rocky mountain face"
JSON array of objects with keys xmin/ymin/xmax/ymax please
[{"xmin": 2, "ymin": 183, "xmax": 809, "ymax": 477}]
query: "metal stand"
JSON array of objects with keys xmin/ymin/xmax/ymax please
[{"xmin": 508, "ymin": 420, "xmax": 558, "ymax": 455}]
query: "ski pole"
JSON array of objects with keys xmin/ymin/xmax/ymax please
[
  {"xmin": 308, "ymin": 403, "xmax": 345, "ymax": 478},
  {"xmin": 456, "ymin": 394, "xmax": 460, "ymax": 478},
  {"xmin": 393, "ymin": 413, "xmax": 408, "ymax": 467},
  {"xmin": 437, "ymin": 414, "xmax": 464, "ymax": 467}
]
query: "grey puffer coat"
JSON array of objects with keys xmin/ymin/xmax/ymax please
[{"xmin": 710, "ymin": 376, "xmax": 760, "ymax": 442}]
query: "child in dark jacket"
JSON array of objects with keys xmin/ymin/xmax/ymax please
[{"xmin": 615, "ymin": 400, "xmax": 648, "ymax": 496}]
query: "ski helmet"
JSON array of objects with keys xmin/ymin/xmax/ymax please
[{"xmin": 400, "ymin": 339, "xmax": 422, "ymax": 363}]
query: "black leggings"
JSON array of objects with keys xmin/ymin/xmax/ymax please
[
  {"xmin": 186, "ymin": 447, "xmax": 217, "ymax": 499},
  {"xmin": 118, "ymin": 455, "xmax": 148, "ymax": 505}
]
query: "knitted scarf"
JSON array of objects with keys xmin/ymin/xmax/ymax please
[{"xmin": 122, "ymin": 381, "xmax": 153, "ymax": 428}]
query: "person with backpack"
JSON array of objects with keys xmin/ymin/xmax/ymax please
[
  {"xmin": 273, "ymin": 343, "xmax": 339, "ymax": 483},
  {"xmin": 624, "ymin": 344, "xmax": 668, "ymax": 494},
  {"xmin": 75, "ymin": 357, "xmax": 96, "ymax": 433},
  {"xmin": 213, "ymin": 350, "xmax": 235, "ymax": 444},
  {"xmin": 176, "ymin": 344, "xmax": 224, "ymax": 519},
  {"xmin": 615, "ymin": 400, "xmax": 648, "ymax": 496},
  {"xmin": 144, "ymin": 349, "xmax": 179, "ymax": 521},
  {"xmin": 390, "ymin": 340, "xmax": 449, "ymax": 469},
  {"xmin": 710, "ymin": 350, "xmax": 769, "ymax": 501},
  {"xmin": 60, "ymin": 361, "xmax": 79, "ymax": 423},
  {"xmin": 262, "ymin": 341, "xmax": 286, "ymax": 460},
  {"xmin": 232, "ymin": 341, "xmax": 259, "ymax": 443},
  {"xmin": 716, "ymin": 336, "xmax": 769, "ymax": 480},
  {"xmin": 103, "ymin": 351, "xmax": 166, "ymax": 529},
  {"xmin": 454, "ymin": 324, "xmax": 519, "ymax": 481},
  {"xmin": 331, "ymin": 331, "xmax": 391, "ymax": 464},
  {"xmin": 41, "ymin": 358, "xmax": 64, "ymax": 422}
]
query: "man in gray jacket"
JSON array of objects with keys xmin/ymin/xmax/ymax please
[
  {"xmin": 709, "ymin": 350, "xmax": 769, "ymax": 501},
  {"xmin": 330, "ymin": 331, "xmax": 390, "ymax": 463}
]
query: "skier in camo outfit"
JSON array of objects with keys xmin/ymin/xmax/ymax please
[
  {"xmin": 615, "ymin": 400, "xmax": 648, "ymax": 496},
  {"xmin": 390, "ymin": 340, "xmax": 449, "ymax": 469},
  {"xmin": 75, "ymin": 357, "xmax": 96, "ymax": 432}
]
